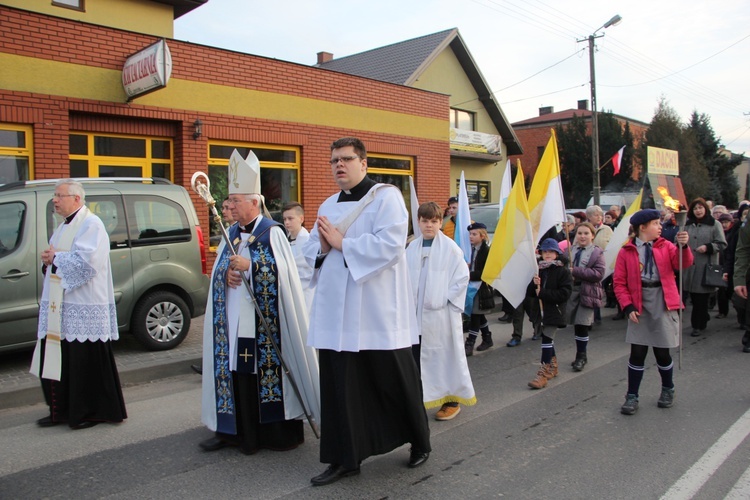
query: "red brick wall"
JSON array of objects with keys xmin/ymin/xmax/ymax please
[
  {"xmin": 0, "ymin": 5, "xmax": 452, "ymax": 269},
  {"xmin": 510, "ymin": 118, "xmax": 647, "ymax": 181}
]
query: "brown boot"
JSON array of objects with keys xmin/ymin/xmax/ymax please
[
  {"xmin": 528, "ymin": 364, "xmax": 550, "ymax": 389},
  {"xmin": 548, "ymin": 356, "xmax": 559, "ymax": 378}
]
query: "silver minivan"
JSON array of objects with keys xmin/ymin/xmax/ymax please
[{"xmin": 0, "ymin": 178, "xmax": 209, "ymax": 352}]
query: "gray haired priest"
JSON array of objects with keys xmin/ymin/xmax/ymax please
[
  {"xmin": 31, "ymin": 179, "xmax": 127, "ymax": 430},
  {"xmin": 199, "ymin": 150, "xmax": 320, "ymax": 455}
]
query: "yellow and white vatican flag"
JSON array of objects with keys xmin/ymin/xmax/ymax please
[
  {"xmin": 482, "ymin": 162, "xmax": 537, "ymax": 308},
  {"xmin": 528, "ymin": 129, "xmax": 567, "ymax": 245},
  {"xmin": 498, "ymin": 159, "xmax": 512, "ymax": 216},
  {"xmin": 602, "ymin": 188, "xmax": 643, "ymax": 279}
]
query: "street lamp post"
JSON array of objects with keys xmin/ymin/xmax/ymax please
[{"xmin": 579, "ymin": 14, "xmax": 622, "ymax": 207}]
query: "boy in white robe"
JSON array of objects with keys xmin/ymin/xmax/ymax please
[
  {"xmin": 283, "ymin": 202, "xmax": 315, "ymax": 311},
  {"xmin": 406, "ymin": 202, "xmax": 476, "ymax": 421}
]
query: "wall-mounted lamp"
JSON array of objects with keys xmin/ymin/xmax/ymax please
[{"xmin": 193, "ymin": 119, "xmax": 203, "ymax": 140}]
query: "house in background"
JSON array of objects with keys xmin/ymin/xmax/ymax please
[
  {"xmin": 510, "ymin": 100, "xmax": 649, "ymax": 185},
  {"xmin": 316, "ymin": 28, "xmax": 522, "ymax": 204}
]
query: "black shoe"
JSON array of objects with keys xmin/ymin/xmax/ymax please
[
  {"xmin": 37, "ymin": 416, "xmax": 61, "ymax": 427},
  {"xmin": 744, "ymin": 345, "xmax": 750, "ymax": 353},
  {"xmin": 657, "ymin": 387, "xmax": 675, "ymax": 408},
  {"xmin": 311, "ymin": 464, "xmax": 360, "ymax": 486},
  {"xmin": 621, "ymin": 394, "xmax": 639, "ymax": 415},
  {"xmin": 408, "ymin": 449, "xmax": 430, "ymax": 468},
  {"xmin": 199, "ymin": 436, "xmax": 231, "ymax": 452},
  {"xmin": 506, "ymin": 338, "xmax": 521, "ymax": 347},
  {"xmin": 70, "ymin": 421, "xmax": 99, "ymax": 430},
  {"xmin": 191, "ymin": 364, "xmax": 203, "ymax": 375},
  {"xmin": 572, "ymin": 353, "xmax": 587, "ymax": 372},
  {"xmin": 476, "ymin": 336, "xmax": 493, "ymax": 352},
  {"xmin": 464, "ymin": 336, "xmax": 476, "ymax": 357},
  {"xmin": 498, "ymin": 313, "xmax": 513, "ymax": 323},
  {"xmin": 612, "ymin": 313, "xmax": 625, "ymax": 321},
  {"xmin": 690, "ymin": 329, "xmax": 704, "ymax": 337}
]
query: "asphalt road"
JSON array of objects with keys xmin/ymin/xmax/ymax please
[{"xmin": 1, "ymin": 307, "xmax": 750, "ymax": 499}]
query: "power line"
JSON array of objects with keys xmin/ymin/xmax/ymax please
[
  {"xmin": 499, "ymin": 84, "xmax": 586, "ymax": 105},
  {"xmin": 601, "ymin": 34, "xmax": 750, "ymax": 88},
  {"xmin": 452, "ymin": 48, "xmax": 585, "ymax": 107}
]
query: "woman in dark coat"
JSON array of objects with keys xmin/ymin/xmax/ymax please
[{"xmin": 683, "ymin": 198, "xmax": 727, "ymax": 336}]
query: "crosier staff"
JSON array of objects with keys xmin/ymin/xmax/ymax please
[{"xmin": 191, "ymin": 171, "xmax": 320, "ymax": 439}]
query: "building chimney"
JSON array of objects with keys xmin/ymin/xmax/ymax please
[
  {"xmin": 317, "ymin": 52, "xmax": 333, "ymax": 64},
  {"xmin": 578, "ymin": 99, "xmax": 589, "ymax": 110},
  {"xmin": 539, "ymin": 106, "xmax": 554, "ymax": 116}
]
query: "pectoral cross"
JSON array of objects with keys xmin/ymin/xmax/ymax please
[
  {"xmin": 239, "ymin": 348, "xmax": 253, "ymax": 363},
  {"xmin": 50, "ymin": 302, "xmax": 57, "ymax": 313}
]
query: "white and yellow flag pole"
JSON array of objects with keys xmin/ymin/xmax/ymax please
[{"xmin": 482, "ymin": 161, "xmax": 537, "ymax": 309}]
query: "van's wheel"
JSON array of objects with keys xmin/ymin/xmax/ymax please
[{"xmin": 131, "ymin": 291, "xmax": 190, "ymax": 351}]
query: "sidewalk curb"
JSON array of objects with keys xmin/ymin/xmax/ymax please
[{"xmin": 0, "ymin": 356, "xmax": 201, "ymax": 411}]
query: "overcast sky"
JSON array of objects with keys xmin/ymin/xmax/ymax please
[{"xmin": 174, "ymin": 0, "xmax": 750, "ymax": 158}]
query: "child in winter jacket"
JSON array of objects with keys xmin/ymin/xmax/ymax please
[
  {"xmin": 527, "ymin": 238, "xmax": 573, "ymax": 389},
  {"xmin": 567, "ymin": 222, "xmax": 606, "ymax": 372}
]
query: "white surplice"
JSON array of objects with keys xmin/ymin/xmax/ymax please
[
  {"xmin": 37, "ymin": 208, "xmax": 118, "ymax": 343},
  {"xmin": 201, "ymin": 218, "xmax": 320, "ymax": 431},
  {"xmin": 406, "ymin": 231, "xmax": 476, "ymax": 407},
  {"xmin": 289, "ymin": 226, "xmax": 315, "ymax": 313},
  {"xmin": 303, "ymin": 185, "xmax": 418, "ymax": 351}
]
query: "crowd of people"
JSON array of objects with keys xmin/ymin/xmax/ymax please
[{"xmin": 29, "ymin": 142, "xmax": 750, "ymax": 488}]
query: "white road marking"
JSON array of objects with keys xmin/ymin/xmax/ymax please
[{"xmin": 661, "ymin": 407, "xmax": 750, "ymax": 499}]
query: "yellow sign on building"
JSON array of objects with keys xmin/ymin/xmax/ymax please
[{"xmin": 647, "ymin": 146, "xmax": 679, "ymax": 176}]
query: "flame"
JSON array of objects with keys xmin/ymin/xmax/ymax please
[{"xmin": 657, "ymin": 186, "xmax": 681, "ymax": 211}]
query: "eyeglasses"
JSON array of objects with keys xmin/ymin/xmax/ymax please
[
  {"xmin": 329, "ymin": 155, "xmax": 360, "ymax": 165},
  {"xmin": 52, "ymin": 194, "xmax": 76, "ymax": 199}
]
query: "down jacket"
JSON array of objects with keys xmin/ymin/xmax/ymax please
[
  {"xmin": 527, "ymin": 259, "xmax": 573, "ymax": 328},
  {"xmin": 570, "ymin": 245, "xmax": 605, "ymax": 309}
]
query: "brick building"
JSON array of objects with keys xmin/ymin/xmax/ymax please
[
  {"xmin": 510, "ymin": 100, "xmax": 649, "ymax": 183},
  {"xmin": 0, "ymin": 1, "xmax": 454, "ymax": 265}
]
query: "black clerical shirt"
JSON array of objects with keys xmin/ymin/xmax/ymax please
[{"xmin": 337, "ymin": 176, "xmax": 376, "ymax": 203}]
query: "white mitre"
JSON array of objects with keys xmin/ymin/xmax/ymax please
[{"xmin": 228, "ymin": 149, "xmax": 261, "ymax": 195}]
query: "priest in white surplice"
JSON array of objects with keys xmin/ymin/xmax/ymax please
[
  {"xmin": 31, "ymin": 179, "xmax": 126, "ymax": 430},
  {"xmin": 304, "ymin": 137, "xmax": 431, "ymax": 487},
  {"xmin": 199, "ymin": 150, "xmax": 320, "ymax": 455},
  {"xmin": 406, "ymin": 202, "xmax": 476, "ymax": 421}
]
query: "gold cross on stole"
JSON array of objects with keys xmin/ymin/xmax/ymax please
[{"xmin": 239, "ymin": 348, "xmax": 253, "ymax": 363}]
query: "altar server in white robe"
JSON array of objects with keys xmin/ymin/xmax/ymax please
[
  {"xmin": 406, "ymin": 201, "xmax": 476, "ymax": 422},
  {"xmin": 32, "ymin": 179, "xmax": 126, "ymax": 430},
  {"xmin": 199, "ymin": 150, "xmax": 320, "ymax": 455},
  {"xmin": 304, "ymin": 137, "xmax": 431, "ymax": 487},
  {"xmin": 283, "ymin": 201, "xmax": 315, "ymax": 312}
]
